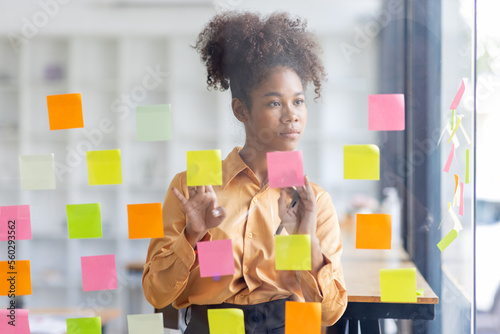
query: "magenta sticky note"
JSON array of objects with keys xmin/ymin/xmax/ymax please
[
  {"xmin": 81, "ymin": 255, "xmax": 118, "ymax": 291},
  {"xmin": 0, "ymin": 205, "xmax": 31, "ymax": 241},
  {"xmin": 0, "ymin": 309, "xmax": 30, "ymax": 333},
  {"xmin": 368, "ymin": 94, "xmax": 405, "ymax": 131},
  {"xmin": 267, "ymin": 151, "xmax": 304, "ymax": 188},
  {"xmin": 443, "ymin": 144, "xmax": 454, "ymax": 173},
  {"xmin": 197, "ymin": 239, "xmax": 235, "ymax": 278},
  {"xmin": 450, "ymin": 79, "xmax": 467, "ymax": 110}
]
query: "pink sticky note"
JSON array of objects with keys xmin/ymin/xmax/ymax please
[
  {"xmin": 443, "ymin": 144, "xmax": 454, "ymax": 173},
  {"xmin": 0, "ymin": 205, "xmax": 31, "ymax": 241},
  {"xmin": 450, "ymin": 79, "xmax": 467, "ymax": 110},
  {"xmin": 81, "ymin": 255, "xmax": 118, "ymax": 291},
  {"xmin": 368, "ymin": 94, "xmax": 405, "ymax": 131},
  {"xmin": 267, "ymin": 151, "xmax": 304, "ymax": 188},
  {"xmin": 197, "ymin": 239, "xmax": 235, "ymax": 278},
  {"xmin": 459, "ymin": 182, "xmax": 464, "ymax": 216},
  {"xmin": 0, "ymin": 309, "xmax": 30, "ymax": 333}
]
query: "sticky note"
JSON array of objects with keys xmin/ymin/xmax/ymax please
[
  {"xmin": 451, "ymin": 109, "xmax": 455, "ymax": 130},
  {"xmin": 0, "ymin": 260, "xmax": 32, "ymax": 296},
  {"xmin": 207, "ymin": 309, "xmax": 245, "ymax": 334},
  {"xmin": 267, "ymin": 151, "xmax": 304, "ymax": 188},
  {"xmin": 127, "ymin": 314, "xmax": 164, "ymax": 334},
  {"xmin": 87, "ymin": 149, "xmax": 122, "ymax": 185},
  {"xmin": 450, "ymin": 79, "xmax": 467, "ymax": 109},
  {"xmin": 368, "ymin": 94, "xmax": 405, "ymax": 131},
  {"xmin": 285, "ymin": 301, "xmax": 321, "ymax": 334},
  {"xmin": 465, "ymin": 149, "xmax": 470, "ymax": 184},
  {"xmin": 447, "ymin": 116, "xmax": 461, "ymax": 143},
  {"xmin": 355, "ymin": 213, "xmax": 391, "ymax": 249},
  {"xmin": 136, "ymin": 104, "xmax": 172, "ymax": 141},
  {"xmin": 344, "ymin": 145, "xmax": 380, "ymax": 180},
  {"xmin": 417, "ymin": 288, "xmax": 424, "ymax": 296},
  {"xmin": 67, "ymin": 317, "xmax": 101, "ymax": 334},
  {"xmin": 197, "ymin": 239, "xmax": 234, "ymax": 278},
  {"xmin": 67, "ymin": 203, "xmax": 102, "ymax": 239},
  {"xmin": 459, "ymin": 183, "xmax": 464, "ymax": 216},
  {"xmin": 47, "ymin": 93, "xmax": 84, "ymax": 130},
  {"xmin": 0, "ymin": 205, "xmax": 31, "ymax": 241},
  {"xmin": 19, "ymin": 154, "xmax": 56, "ymax": 190},
  {"xmin": 127, "ymin": 203, "xmax": 164, "ymax": 239},
  {"xmin": 380, "ymin": 268, "xmax": 417, "ymax": 303},
  {"xmin": 437, "ymin": 229, "xmax": 458, "ymax": 252},
  {"xmin": 275, "ymin": 234, "xmax": 311, "ymax": 271},
  {"xmin": 443, "ymin": 144, "xmax": 454, "ymax": 173},
  {"xmin": 81, "ymin": 254, "xmax": 117, "ymax": 291},
  {"xmin": 186, "ymin": 150, "xmax": 222, "ymax": 186},
  {"xmin": 0, "ymin": 309, "xmax": 30, "ymax": 333}
]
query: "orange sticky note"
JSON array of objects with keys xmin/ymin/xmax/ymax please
[
  {"xmin": 355, "ymin": 213, "xmax": 392, "ymax": 249},
  {"xmin": 47, "ymin": 93, "xmax": 84, "ymax": 130},
  {"xmin": 285, "ymin": 301, "xmax": 321, "ymax": 334},
  {"xmin": 127, "ymin": 203, "xmax": 164, "ymax": 239},
  {"xmin": 0, "ymin": 260, "xmax": 32, "ymax": 296}
]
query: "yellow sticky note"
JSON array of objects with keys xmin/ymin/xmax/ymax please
[
  {"xmin": 356, "ymin": 213, "xmax": 392, "ymax": 249},
  {"xmin": 437, "ymin": 229, "xmax": 458, "ymax": 252},
  {"xmin": 344, "ymin": 145, "xmax": 380, "ymax": 180},
  {"xmin": 87, "ymin": 149, "xmax": 122, "ymax": 185},
  {"xmin": 285, "ymin": 301, "xmax": 321, "ymax": 334},
  {"xmin": 0, "ymin": 260, "xmax": 32, "ymax": 296},
  {"xmin": 127, "ymin": 203, "xmax": 164, "ymax": 239},
  {"xmin": 275, "ymin": 234, "xmax": 311, "ymax": 271},
  {"xmin": 380, "ymin": 268, "xmax": 417, "ymax": 303},
  {"xmin": 186, "ymin": 150, "xmax": 222, "ymax": 186},
  {"xmin": 207, "ymin": 309, "xmax": 245, "ymax": 334}
]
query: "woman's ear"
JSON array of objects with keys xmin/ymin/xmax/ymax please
[{"xmin": 231, "ymin": 98, "xmax": 249, "ymax": 123}]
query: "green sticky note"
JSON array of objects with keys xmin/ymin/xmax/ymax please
[
  {"xmin": 380, "ymin": 268, "xmax": 417, "ymax": 303},
  {"xmin": 186, "ymin": 150, "xmax": 223, "ymax": 186},
  {"xmin": 465, "ymin": 149, "xmax": 470, "ymax": 184},
  {"xmin": 275, "ymin": 234, "xmax": 311, "ymax": 271},
  {"xmin": 87, "ymin": 149, "xmax": 122, "ymax": 185},
  {"xmin": 67, "ymin": 203, "xmax": 102, "ymax": 239},
  {"xmin": 207, "ymin": 309, "xmax": 245, "ymax": 334},
  {"xmin": 417, "ymin": 288, "xmax": 424, "ymax": 296},
  {"xmin": 136, "ymin": 104, "xmax": 172, "ymax": 141},
  {"xmin": 344, "ymin": 145, "xmax": 380, "ymax": 180},
  {"xmin": 19, "ymin": 154, "xmax": 56, "ymax": 190},
  {"xmin": 437, "ymin": 229, "xmax": 458, "ymax": 252},
  {"xmin": 127, "ymin": 313, "xmax": 164, "ymax": 334},
  {"xmin": 67, "ymin": 317, "xmax": 101, "ymax": 334}
]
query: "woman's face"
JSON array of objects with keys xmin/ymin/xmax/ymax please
[{"xmin": 243, "ymin": 66, "xmax": 307, "ymax": 153}]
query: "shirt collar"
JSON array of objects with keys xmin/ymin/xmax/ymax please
[{"xmin": 222, "ymin": 147, "xmax": 260, "ymax": 190}]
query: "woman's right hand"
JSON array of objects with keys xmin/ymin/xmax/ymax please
[{"xmin": 172, "ymin": 185, "xmax": 226, "ymax": 248}]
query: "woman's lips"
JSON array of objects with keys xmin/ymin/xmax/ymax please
[{"xmin": 279, "ymin": 131, "xmax": 300, "ymax": 139}]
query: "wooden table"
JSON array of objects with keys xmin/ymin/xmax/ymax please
[{"xmin": 327, "ymin": 243, "xmax": 439, "ymax": 333}]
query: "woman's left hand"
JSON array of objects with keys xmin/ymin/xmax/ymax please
[{"xmin": 278, "ymin": 175, "xmax": 318, "ymax": 235}]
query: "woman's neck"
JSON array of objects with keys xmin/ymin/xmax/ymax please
[{"xmin": 239, "ymin": 145, "xmax": 268, "ymax": 186}]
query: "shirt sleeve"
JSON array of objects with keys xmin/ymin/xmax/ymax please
[
  {"xmin": 298, "ymin": 191, "xmax": 348, "ymax": 326},
  {"xmin": 142, "ymin": 172, "xmax": 212, "ymax": 309}
]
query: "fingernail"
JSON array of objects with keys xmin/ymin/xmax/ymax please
[{"xmin": 212, "ymin": 209, "xmax": 220, "ymax": 217}]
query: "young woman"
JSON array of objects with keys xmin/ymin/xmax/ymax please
[{"xmin": 142, "ymin": 11, "xmax": 347, "ymax": 333}]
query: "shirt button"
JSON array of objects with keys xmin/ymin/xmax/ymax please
[
  {"xmin": 244, "ymin": 267, "xmax": 249, "ymax": 274},
  {"xmin": 248, "ymin": 232, "xmax": 253, "ymax": 239},
  {"xmin": 239, "ymin": 294, "xmax": 246, "ymax": 298},
  {"xmin": 252, "ymin": 198, "xmax": 258, "ymax": 203}
]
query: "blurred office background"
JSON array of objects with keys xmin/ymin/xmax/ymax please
[{"xmin": 0, "ymin": 0, "xmax": 493, "ymax": 333}]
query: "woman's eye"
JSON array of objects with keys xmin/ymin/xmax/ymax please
[
  {"xmin": 294, "ymin": 99, "xmax": 304, "ymax": 105},
  {"xmin": 269, "ymin": 101, "xmax": 280, "ymax": 107}
]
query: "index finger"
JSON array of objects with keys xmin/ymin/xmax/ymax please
[{"xmin": 172, "ymin": 187, "xmax": 189, "ymax": 206}]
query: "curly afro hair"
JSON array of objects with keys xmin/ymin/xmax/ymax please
[{"xmin": 193, "ymin": 11, "xmax": 326, "ymax": 108}]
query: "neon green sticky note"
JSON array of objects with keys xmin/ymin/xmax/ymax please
[
  {"xmin": 19, "ymin": 154, "xmax": 56, "ymax": 190},
  {"xmin": 127, "ymin": 313, "xmax": 164, "ymax": 334},
  {"xmin": 66, "ymin": 203, "xmax": 102, "ymax": 239},
  {"xmin": 136, "ymin": 104, "xmax": 172, "ymax": 141},
  {"xmin": 417, "ymin": 288, "xmax": 424, "ymax": 296},
  {"xmin": 451, "ymin": 109, "xmax": 455, "ymax": 130},
  {"xmin": 275, "ymin": 234, "xmax": 311, "ymax": 271},
  {"xmin": 186, "ymin": 150, "xmax": 222, "ymax": 186},
  {"xmin": 380, "ymin": 268, "xmax": 417, "ymax": 303},
  {"xmin": 67, "ymin": 317, "xmax": 101, "ymax": 334},
  {"xmin": 207, "ymin": 309, "xmax": 245, "ymax": 334},
  {"xmin": 344, "ymin": 145, "xmax": 380, "ymax": 180},
  {"xmin": 437, "ymin": 229, "xmax": 458, "ymax": 252},
  {"xmin": 465, "ymin": 149, "xmax": 470, "ymax": 184},
  {"xmin": 87, "ymin": 149, "xmax": 122, "ymax": 185}
]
